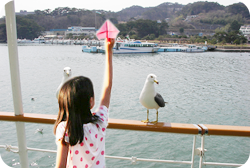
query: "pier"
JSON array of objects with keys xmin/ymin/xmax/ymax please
[{"xmin": 215, "ymin": 46, "xmax": 250, "ymax": 52}]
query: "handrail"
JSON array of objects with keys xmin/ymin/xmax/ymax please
[
  {"xmin": 0, "ymin": 112, "xmax": 250, "ymax": 137},
  {"xmin": 1, "ymin": 112, "xmax": 249, "ymax": 167},
  {"xmin": 199, "ymin": 124, "xmax": 250, "ymax": 137}
]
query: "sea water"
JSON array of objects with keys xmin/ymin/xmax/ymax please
[{"xmin": 0, "ymin": 44, "xmax": 249, "ymax": 168}]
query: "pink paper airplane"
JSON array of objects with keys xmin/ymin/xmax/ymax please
[{"xmin": 96, "ymin": 19, "xmax": 120, "ymax": 41}]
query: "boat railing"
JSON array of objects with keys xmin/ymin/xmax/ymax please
[{"xmin": 0, "ymin": 112, "xmax": 249, "ymax": 168}]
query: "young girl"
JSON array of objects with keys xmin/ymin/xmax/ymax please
[{"xmin": 54, "ymin": 38, "xmax": 115, "ymax": 168}]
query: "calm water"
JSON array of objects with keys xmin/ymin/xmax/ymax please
[{"xmin": 0, "ymin": 44, "xmax": 249, "ymax": 168}]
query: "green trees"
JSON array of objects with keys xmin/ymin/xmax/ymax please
[
  {"xmin": 16, "ymin": 16, "xmax": 44, "ymax": 40},
  {"xmin": 0, "ymin": 16, "xmax": 43, "ymax": 42},
  {"xmin": 179, "ymin": 27, "xmax": 184, "ymax": 34},
  {"xmin": 227, "ymin": 3, "xmax": 250, "ymax": 18},
  {"xmin": 229, "ymin": 20, "xmax": 241, "ymax": 31},
  {"xmin": 180, "ymin": 2, "xmax": 224, "ymax": 16},
  {"xmin": 134, "ymin": 19, "xmax": 158, "ymax": 38},
  {"xmin": 213, "ymin": 30, "xmax": 247, "ymax": 44},
  {"xmin": 116, "ymin": 19, "xmax": 169, "ymax": 39},
  {"xmin": 0, "ymin": 23, "xmax": 7, "ymax": 42}
]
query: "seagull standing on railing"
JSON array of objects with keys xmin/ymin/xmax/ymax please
[
  {"xmin": 56, "ymin": 67, "xmax": 72, "ymax": 99},
  {"xmin": 139, "ymin": 74, "xmax": 166, "ymax": 124}
]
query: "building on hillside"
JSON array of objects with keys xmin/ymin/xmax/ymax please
[
  {"xmin": 245, "ymin": 34, "xmax": 250, "ymax": 44},
  {"xmin": 239, "ymin": 25, "xmax": 250, "ymax": 43},
  {"xmin": 184, "ymin": 15, "xmax": 197, "ymax": 22},
  {"xmin": 49, "ymin": 29, "xmax": 68, "ymax": 36},
  {"xmin": 65, "ymin": 26, "xmax": 96, "ymax": 37},
  {"xmin": 16, "ymin": 10, "xmax": 35, "ymax": 15},
  {"xmin": 240, "ymin": 25, "xmax": 250, "ymax": 35},
  {"xmin": 165, "ymin": 18, "xmax": 171, "ymax": 23},
  {"xmin": 118, "ymin": 21, "xmax": 127, "ymax": 24},
  {"xmin": 42, "ymin": 27, "xmax": 96, "ymax": 38}
]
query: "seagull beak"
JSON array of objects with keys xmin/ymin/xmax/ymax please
[{"xmin": 154, "ymin": 80, "xmax": 159, "ymax": 84}]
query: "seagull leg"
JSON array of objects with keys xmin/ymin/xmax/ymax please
[
  {"xmin": 141, "ymin": 109, "xmax": 149, "ymax": 123},
  {"xmin": 151, "ymin": 111, "xmax": 158, "ymax": 124}
]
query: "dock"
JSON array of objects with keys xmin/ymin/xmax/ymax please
[
  {"xmin": 213, "ymin": 46, "xmax": 250, "ymax": 52},
  {"xmin": 215, "ymin": 48, "xmax": 250, "ymax": 52}
]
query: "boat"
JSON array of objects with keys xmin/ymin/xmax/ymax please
[
  {"xmin": 17, "ymin": 38, "xmax": 32, "ymax": 43},
  {"xmin": 82, "ymin": 45, "xmax": 104, "ymax": 53},
  {"xmin": 32, "ymin": 36, "xmax": 45, "ymax": 43},
  {"xmin": 158, "ymin": 43, "xmax": 188, "ymax": 52},
  {"xmin": 113, "ymin": 37, "xmax": 160, "ymax": 54},
  {"xmin": 183, "ymin": 44, "xmax": 206, "ymax": 52}
]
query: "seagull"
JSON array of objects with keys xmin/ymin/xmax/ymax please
[
  {"xmin": 56, "ymin": 67, "xmax": 72, "ymax": 99},
  {"xmin": 139, "ymin": 74, "xmax": 166, "ymax": 124},
  {"xmin": 35, "ymin": 128, "xmax": 43, "ymax": 134}
]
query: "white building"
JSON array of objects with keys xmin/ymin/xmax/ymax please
[
  {"xmin": 240, "ymin": 25, "xmax": 250, "ymax": 43},
  {"xmin": 240, "ymin": 25, "xmax": 250, "ymax": 35},
  {"xmin": 184, "ymin": 15, "xmax": 197, "ymax": 22},
  {"xmin": 16, "ymin": 10, "xmax": 35, "ymax": 15},
  {"xmin": 65, "ymin": 26, "xmax": 96, "ymax": 37}
]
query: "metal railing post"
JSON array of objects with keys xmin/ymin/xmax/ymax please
[
  {"xmin": 191, "ymin": 135, "xmax": 196, "ymax": 168},
  {"xmin": 5, "ymin": 1, "xmax": 29, "ymax": 167},
  {"xmin": 199, "ymin": 135, "xmax": 205, "ymax": 168}
]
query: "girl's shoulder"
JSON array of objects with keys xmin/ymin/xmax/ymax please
[
  {"xmin": 92, "ymin": 105, "xmax": 108, "ymax": 120},
  {"xmin": 94, "ymin": 105, "xmax": 108, "ymax": 114},
  {"xmin": 89, "ymin": 105, "xmax": 109, "ymax": 128},
  {"xmin": 57, "ymin": 121, "xmax": 67, "ymax": 130}
]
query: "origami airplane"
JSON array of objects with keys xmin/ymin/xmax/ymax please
[{"xmin": 96, "ymin": 19, "xmax": 120, "ymax": 41}]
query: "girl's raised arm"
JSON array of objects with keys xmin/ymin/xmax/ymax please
[{"xmin": 100, "ymin": 38, "xmax": 115, "ymax": 108}]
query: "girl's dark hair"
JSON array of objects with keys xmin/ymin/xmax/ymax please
[{"xmin": 54, "ymin": 76, "xmax": 100, "ymax": 146}]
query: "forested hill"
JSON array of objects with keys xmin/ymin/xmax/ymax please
[
  {"xmin": 117, "ymin": 3, "xmax": 184, "ymax": 21},
  {"xmin": 0, "ymin": 1, "xmax": 249, "ymax": 42},
  {"xmin": 0, "ymin": 2, "xmax": 249, "ymax": 27}
]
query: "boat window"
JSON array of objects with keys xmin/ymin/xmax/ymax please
[{"xmin": 115, "ymin": 43, "xmax": 121, "ymax": 50}]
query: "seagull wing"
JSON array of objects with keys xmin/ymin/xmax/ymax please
[{"xmin": 154, "ymin": 93, "xmax": 165, "ymax": 107}]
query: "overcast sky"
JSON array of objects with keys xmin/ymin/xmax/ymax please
[{"xmin": 1, "ymin": 0, "xmax": 249, "ymax": 18}]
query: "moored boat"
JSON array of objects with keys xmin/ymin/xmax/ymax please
[
  {"xmin": 183, "ymin": 44, "xmax": 206, "ymax": 52},
  {"xmin": 32, "ymin": 36, "xmax": 45, "ymax": 43},
  {"xmin": 158, "ymin": 43, "xmax": 187, "ymax": 52},
  {"xmin": 113, "ymin": 38, "xmax": 160, "ymax": 54}
]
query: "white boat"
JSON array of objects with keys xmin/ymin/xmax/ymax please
[
  {"xmin": 32, "ymin": 36, "xmax": 45, "ymax": 43},
  {"xmin": 158, "ymin": 43, "xmax": 188, "ymax": 52},
  {"xmin": 82, "ymin": 45, "xmax": 104, "ymax": 53},
  {"xmin": 183, "ymin": 44, "xmax": 206, "ymax": 52},
  {"xmin": 113, "ymin": 38, "xmax": 160, "ymax": 54},
  {"xmin": 17, "ymin": 38, "xmax": 32, "ymax": 43}
]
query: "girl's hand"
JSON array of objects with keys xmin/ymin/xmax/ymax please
[{"xmin": 106, "ymin": 38, "xmax": 115, "ymax": 52}]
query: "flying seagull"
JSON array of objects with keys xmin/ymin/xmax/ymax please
[
  {"xmin": 35, "ymin": 128, "xmax": 43, "ymax": 134},
  {"xmin": 56, "ymin": 67, "xmax": 72, "ymax": 99},
  {"xmin": 139, "ymin": 74, "xmax": 166, "ymax": 124}
]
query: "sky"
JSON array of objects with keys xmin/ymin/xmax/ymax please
[{"xmin": 0, "ymin": 0, "xmax": 249, "ymax": 18}]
